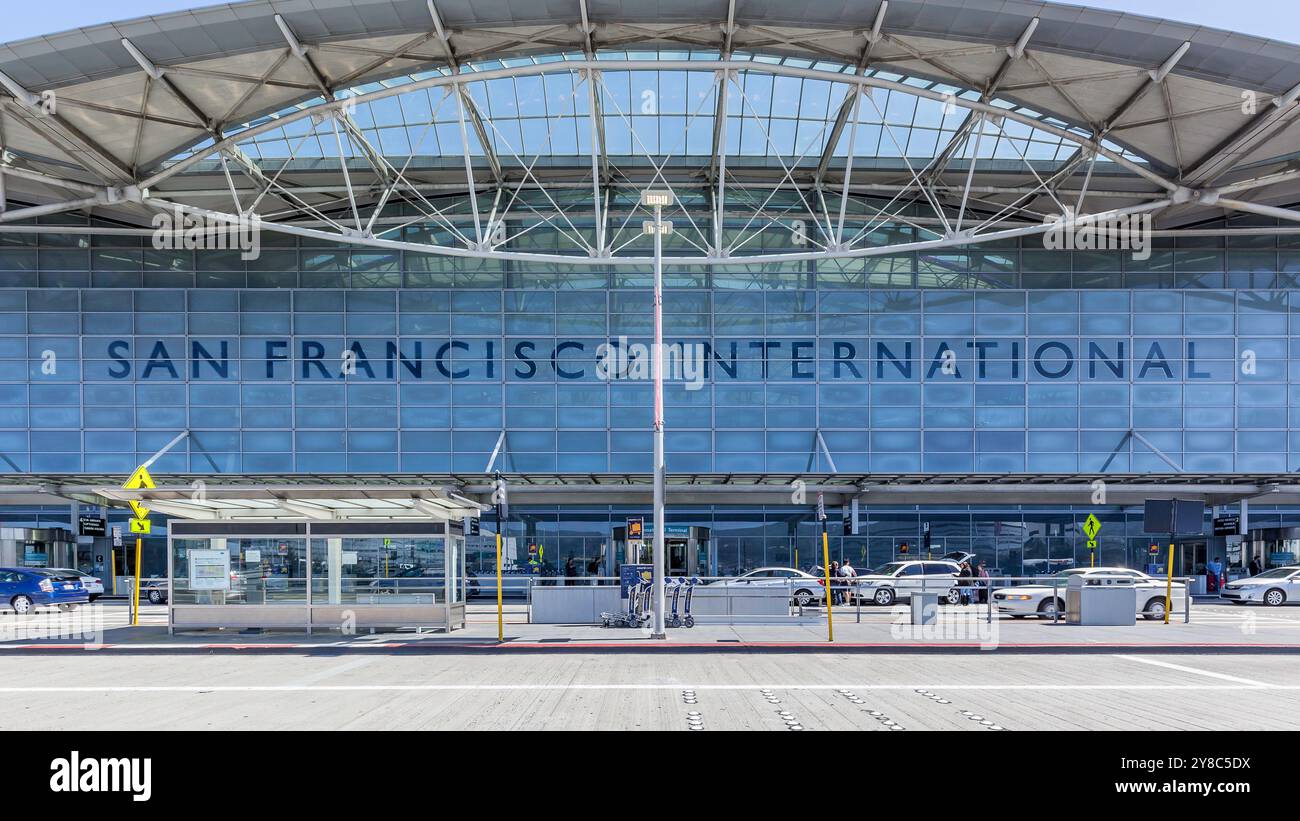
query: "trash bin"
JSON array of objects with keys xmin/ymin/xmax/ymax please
[
  {"xmin": 911, "ymin": 592, "xmax": 940, "ymax": 625},
  {"xmin": 1065, "ymin": 573, "xmax": 1137, "ymax": 626}
]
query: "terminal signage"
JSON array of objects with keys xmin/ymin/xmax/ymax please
[
  {"xmin": 78, "ymin": 515, "xmax": 106, "ymax": 537},
  {"xmin": 626, "ymin": 517, "xmax": 643, "ymax": 541},
  {"xmin": 1213, "ymin": 514, "xmax": 1241, "ymax": 536},
  {"xmin": 1143, "ymin": 499, "xmax": 1206, "ymax": 535},
  {"xmin": 79, "ymin": 336, "xmax": 1229, "ymax": 384}
]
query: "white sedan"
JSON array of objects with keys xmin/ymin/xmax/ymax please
[
  {"xmin": 992, "ymin": 567, "xmax": 1186, "ymax": 620},
  {"xmin": 1220, "ymin": 567, "xmax": 1300, "ymax": 606},
  {"xmin": 47, "ymin": 568, "xmax": 104, "ymax": 601},
  {"xmin": 713, "ymin": 568, "xmax": 824, "ymax": 607}
]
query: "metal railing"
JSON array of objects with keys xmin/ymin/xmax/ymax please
[{"xmin": 507, "ymin": 573, "xmax": 1197, "ymax": 625}]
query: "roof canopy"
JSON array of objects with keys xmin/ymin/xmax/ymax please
[{"xmin": 1, "ymin": 0, "xmax": 1299, "ymax": 261}]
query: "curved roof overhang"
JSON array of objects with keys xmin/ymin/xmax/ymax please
[{"xmin": 1, "ymin": 0, "xmax": 1298, "ymax": 262}]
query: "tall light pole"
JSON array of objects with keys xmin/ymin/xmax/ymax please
[{"xmin": 642, "ymin": 189, "xmax": 674, "ymax": 639}]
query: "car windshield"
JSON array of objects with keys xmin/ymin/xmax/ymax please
[
  {"xmin": 1250, "ymin": 568, "xmax": 1297, "ymax": 579},
  {"xmin": 872, "ymin": 562, "xmax": 906, "ymax": 576},
  {"xmin": 1053, "ymin": 569, "xmax": 1088, "ymax": 579}
]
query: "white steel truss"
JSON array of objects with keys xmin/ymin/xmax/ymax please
[{"xmin": 2, "ymin": 57, "xmax": 1298, "ymax": 266}]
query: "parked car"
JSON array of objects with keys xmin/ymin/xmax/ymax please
[
  {"xmin": 45, "ymin": 568, "xmax": 103, "ymax": 601},
  {"xmin": 992, "ymin": 567, "xmax": 1186, "ymax": 620},
  {"xmin": 1221, "ymin": 566, "xmax": 1300, "ymax": 607},
  {"xmin": 712, "ymin": 567, "xmax": 824, "ymax": 607},
  {"xmin": 142, "ymin": 578, "xmax": 168, "ymax": 604},
  {"xmin": 0, "ymin": 567, "xmax": 89, "ymax": 614},
  {"xmin": 853, "ymin": 560, "xmax": 963, "ymax": 606}
]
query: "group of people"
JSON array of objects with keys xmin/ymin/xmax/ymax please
[
  {"xmin": 957, "ymin": 559, "xmax": 991, "ymax": 605},
  {"xmin": 825, "ymin": 558, "xmax": 859, "ymax": 605}
]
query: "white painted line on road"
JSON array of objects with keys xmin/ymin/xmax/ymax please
[
  {"xmin": 1113, "ymin": 654, "xmax": 1270, "ymax": 686},
  {"xmin": 0, "ymin": 683, "xmax": 1294, "ymax": 694}
]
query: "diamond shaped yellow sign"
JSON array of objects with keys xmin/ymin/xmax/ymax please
[
  {"xmin": 123, "ymin": 465, "xmax": 155, "ymax": 490},
  {"xmin": 1082, "ymin": 513, "xmax": 1102, "ymax": 540}
]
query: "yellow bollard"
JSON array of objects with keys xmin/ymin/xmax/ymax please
[
  {"xmin": 496, "ymin": 531, "xmax": 504, "ymax": 642},
  {"xmin": 1164, "ymin": 543, "xmax": 1174, "ymax": 625},
  {"xmin": 822, "ymin": 528, "xmax": 834, "ymax": 642},
  {"xmin": 131, "ymin": 537, "xmax": 142, "ymax": 627}
]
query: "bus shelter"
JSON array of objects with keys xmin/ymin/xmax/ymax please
[{"xmin": 96, "ymin": 485, "xmax": 482, "ymax": 634}]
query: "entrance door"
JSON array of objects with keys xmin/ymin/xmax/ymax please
[{"xmin": 1179, "ymin": 540, "xmax": 1208, "ymax": 578}]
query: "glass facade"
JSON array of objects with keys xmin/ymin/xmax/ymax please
[{"xmin": 1, "ymin": 280, "xmax": 1298, "ymax": 475}]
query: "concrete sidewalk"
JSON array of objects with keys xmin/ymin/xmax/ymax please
[{"xmin": 2, "ymin": 603, "xmax": 1295, "ymax": 652}]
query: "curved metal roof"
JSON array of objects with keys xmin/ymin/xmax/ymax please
[{"xmin": 1, "ymin": 0, "xmax": 1298, "ymax": 255}]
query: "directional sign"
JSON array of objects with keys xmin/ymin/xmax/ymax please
[
  {"xmin": 129, "ymin": 518, "xmax": 152, "ymax": 535},
  {"xmin": 1082, "ymin": 514, "xmax": 1102, "ymax": 541},
  {"xmin": 1086, "ymin": 539, "xmax": 1098, "ymax": 550},
  {"xmin": 128, "ymin": 500, "xmax": 150, "ymax": 520}
]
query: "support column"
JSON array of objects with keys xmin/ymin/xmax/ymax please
[{"xmin": 327, "ymin": 538, "xmax": 342, "ymax": 605}]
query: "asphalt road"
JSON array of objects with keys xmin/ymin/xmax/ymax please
[{"xmin": 0, "ymin": 647, "xmax": 1294, "ymax": 730}]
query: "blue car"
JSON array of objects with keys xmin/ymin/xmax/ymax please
[{"xmin": 0, "ymin": 567, "xmax": 89, "ymax": 614}]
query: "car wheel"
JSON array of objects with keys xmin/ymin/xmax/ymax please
[
  {"xmin": 10, "ymin": 595, "xmax": 33, "ymax": 615},
  {"xmin": 945, "ymin": 587, "xmax": 961, "ymax": 605},
  {"xmin": 1264, "ymin": 588, "xmax": 1286, "ymax": 607},
  {"xmin": 1037, "ymin": 597, "xmax": 1061, "ymax": 619},
  {"xmin": 792, "ymin": 589, "xmax": 814, "ymax": 607},
  {"xmin": 873, "ymin": 587, "xmax": 895, "ymax": 607},
  {"xmin": 88, "ymin": 594, "xmax": 99, "ymax": 602},
  {"xmin": 148, "ymin": 590, "xmax": 163, "ymax": 604},
  {"xmin": 1143, "ymin": 597, "xmax": 1167, "ymax": 621}
]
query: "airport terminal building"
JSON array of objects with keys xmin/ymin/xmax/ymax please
[{"xmin": 2, "ymin": 0, "xmax": 1300, "ymax": 589}]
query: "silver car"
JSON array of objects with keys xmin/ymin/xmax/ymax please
[
  {"xmin": 714, "ymin": 567, "xmax": 824, "ymax": 607},
  {"xmin": 1221, "ymin": 566, "xmax": 1300, "ymax": 606}
]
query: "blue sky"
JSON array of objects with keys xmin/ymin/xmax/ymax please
[{"xmin": 1, "ymin": 0, "xmax": 1296, "ymax": 44}]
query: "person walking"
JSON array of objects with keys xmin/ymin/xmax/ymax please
[
  {"xmin": 957, "ymin": 561, "xmax": 974, "ymax": 606},
  {"xmin": 829, "ymin": 560, "xmax": 842, "ymax": 605},
  {"xmin": 1206, "ymin": 556, "xmax": 1223, "ymax": 594},
  {"xmin": 1249, "ymin": 555, "xmax": 1263, "ymax": 577},
  {"xmin": 587, "ymin": 555, "xmax": 602, "ymax": 586},
  {"xmin": 976, "ymin": 560, "xmax": 990, "ymax": 604},
  {"xmin": 564, "ymin": 557, "xmax": 577, "ymax": 587},
  {"xmin": 840, "ymin": 557, "xmax": 858, "ymax": 605}
]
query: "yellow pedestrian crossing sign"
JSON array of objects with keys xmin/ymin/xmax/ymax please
[
  {"xmin": 123, "ymin": 465, "xmax": 156, "ymax": 490},
  {"xmin": 1082, "ymin": 514, "xmax": 1101, "ymax": 540},
  {"xmin": 129, "ymin": 518, "xmax": 152, "ymax": 535},
  {"xmin": 129, "ymin": 500, "xmax": 150, "ymax": 520}
]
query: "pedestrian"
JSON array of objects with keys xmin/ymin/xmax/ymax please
[
  {"xmin": 1206, "ymin": 555, "xmax": 1222, "ymax": 594},
  {"xmin": 587, "ymin": 555, "xmax": 601, "ymax": 586},
  {"xmin": 976, "ymin": 560, "xmax": 990, "ymax": 604},
  {"xmin": 840, "ymin": 557, "xmax": 858, "ymax": 605},
  {"xmin": 829, "ymin": 560, "xmax": 842, "ymax": 605},
  {"xmin": 564, "ymin": 557, "xmax": 577, "ymax": 587},
  {"xmin": 958, "ymin": 561, "xmax": 974, "ymax": 606},
  {"xmin": 1249, "ymin": 555, "xmax": 1263, "ymax": 577}
]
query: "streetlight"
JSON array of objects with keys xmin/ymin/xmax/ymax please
[{"xmin": 641, "ymin": 188, "xmax": 674, "ymax": 639}]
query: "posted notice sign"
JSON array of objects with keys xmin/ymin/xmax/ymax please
[{"xmin": 188, "ymin": 549, "xmax": 231, "ymax": 591}]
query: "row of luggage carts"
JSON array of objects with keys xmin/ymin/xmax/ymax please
[{"xmin": 601, "ymin": 577, "xmax": 700, "ymax": 628}]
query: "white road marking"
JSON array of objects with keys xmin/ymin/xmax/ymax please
[
  {"xmin": 1113, "ymin": 654, "xmax": 1271, "ymax": 686},
  {"xmin": 0, "ymin": 683, "xmax": 1293, "ymax": 694}
]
